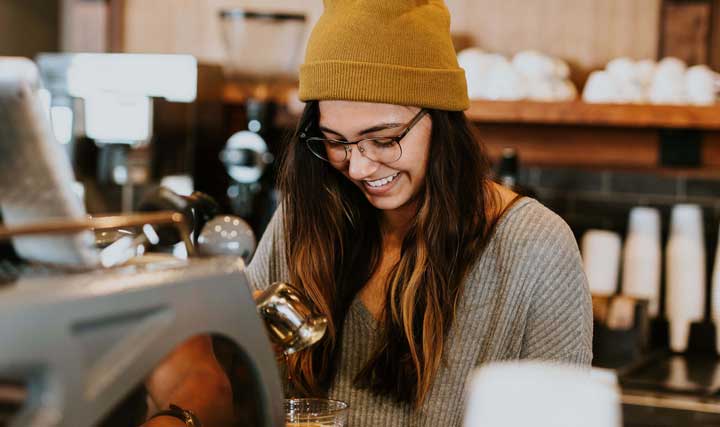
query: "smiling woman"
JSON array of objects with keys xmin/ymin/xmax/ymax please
[
  {"xmin": 242, "ymin": 0, "xmax": 592, "ymax": 426},
  {"xmin": 148, "ymin": 0, "xmax": 592, "ymax": 426}
]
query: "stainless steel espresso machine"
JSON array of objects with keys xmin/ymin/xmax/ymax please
[
  {"xmin": 0, "ymin": 57, "xmax": 290, "ymax": 426},
  {"xmin": 36, "ymin": 53, "xmax": 199, "ymax": 213}
]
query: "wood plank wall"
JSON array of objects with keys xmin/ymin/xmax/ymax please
[
  {"xmin": 121, "ymin": 0, "xmax": 660, "ymax": 79},
  {"xmin": 0, "ymin": 0, "xmax": 59, "ymax": 57},
  {"xmin": 122, "ymin": 0, "xmax": 322, "ymax": 64}
]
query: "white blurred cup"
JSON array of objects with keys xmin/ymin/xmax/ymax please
[
  {"xmin": 666, "ymin": 204, "xmax": 706, "ymax": 353},
  {"xmin": 483, "ymin": 59, "xmax": 527, "ymax": 101},
  {"xmin": 458, "ymin": 48, "xmax": 494, "ymax": 100},
  {"xmin": 634, "ymin": 59, "xmax": 657, "ymax": 88},
  {"xmin": 606, "ymin": 57, "xmax": 637, "ymax": 83},
  {"xmin": 649, "ymin": 57, "xmax": 687, "ymax": 105},
  {"xmin": 685, "ymin": 65, "xmax": 717, "ymax": 106},
  {"xmin": 583, "ymin": 71, "xmax": 621, "ymax": 103},
  {"xmin": 581, "ymin": 230, "xmax": 622, "ymax": 296},
  {"xmin": 463, "ymin": 362, "xmax": 621, "ymax": 427},
  {"xmin": 621, "ymin": 207, "xmax": 662, "ymax": 317},
  {"xmin": 552, "ymin": 79, "xmax": 578, "ymax": 101},
  {"xmin": 512, "ymin": 50, "xmax": 557, "ymax": 79},
  {"xmin": 711, "ymin": 224, "xmax": 720, "ymax": 353}
]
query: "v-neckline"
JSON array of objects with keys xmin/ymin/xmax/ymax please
[{"xmin": 352, "ymin": 297, "xmax": 379, "ymax": 331}]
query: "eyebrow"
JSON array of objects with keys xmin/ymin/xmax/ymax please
[{"xmin": 318, "ymin": 122, "xmax": 403, "ymax": 139}]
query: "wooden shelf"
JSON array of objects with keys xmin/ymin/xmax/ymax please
[
  {"xmin": 465, "ymin": 100, "xmax": 720, "ymax": 130},
  {"xmin": 223, "ymin": 81, "xmax": 298, "ymax": 105},
  {"xmin": 221, "ymin": 81, "xmax": 720, "ymax": 131}
]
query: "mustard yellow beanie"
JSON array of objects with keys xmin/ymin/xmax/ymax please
[{"xmin": 299, "ymin": 0, "xmax": 469, "ymax": 111}]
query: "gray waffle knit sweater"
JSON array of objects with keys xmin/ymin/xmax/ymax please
[{"xmin": 246, "ymin": 197, "xmax": 593, "ymax": 427}]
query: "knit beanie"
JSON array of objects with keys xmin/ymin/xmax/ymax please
[{"xmin": 299, "ymin": 0, "xmax": 469, "ymax": 111}]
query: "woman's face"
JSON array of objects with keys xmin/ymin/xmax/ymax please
[{"xmin": 318, "ymin": 101, "xmax": 432, "ymax": 213}]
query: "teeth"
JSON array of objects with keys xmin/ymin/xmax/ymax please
[{"xmin": 366, "ymin": 173, "xmax": 398, "ymax": 188}]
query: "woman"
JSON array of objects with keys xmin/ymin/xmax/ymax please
[
  {"xmin": 245, "ymin": 0, "xmax": 591, "ymax": 424},
  {"xmin": 144, "ymin": 0, "xmax": 591, "ymax": 425}
]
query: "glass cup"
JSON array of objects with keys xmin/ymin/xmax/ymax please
[
  {"xmin": 285, "ymin": 398, "xmax": 348, "ymax": 427},
  {"xmin": 255, "ymin": 282, "xmax": 328, "ymax": 355}
]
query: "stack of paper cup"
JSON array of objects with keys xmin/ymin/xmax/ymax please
[
  {"xmin": 621, "ymin": 207, "xmax": 662, "ymax": 317},
  {"xmin": 463, "ymin": 362, "xmax": 621, "ymax": 427},
  {"xmin": 666, "ymin": 204, "xmax": 706, "ymax": 353},
  {"xmin": 581, "ymin": 230, "xmax": 622, "ymax": 296},
  {"xmin": 711, "ymin": 225, "xmax": 720, "ymax": 354}
]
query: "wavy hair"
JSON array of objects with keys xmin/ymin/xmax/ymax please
[{"xmin": 278, "ymin": 101, "xmax": 498, "ymax": 407}]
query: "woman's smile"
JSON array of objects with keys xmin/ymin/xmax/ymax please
[{"xmin": 362, "ymin": 172, "xmax": 401, "ymax": 194}]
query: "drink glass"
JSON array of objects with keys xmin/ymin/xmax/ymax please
[{"xmin": 285, "ymin": 398, "xmax": 348, "ymax": 427}]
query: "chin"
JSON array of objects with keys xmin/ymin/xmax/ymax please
[{"xmin": 364, "ymin": 193, "xmax": 409, "ymax": 211}]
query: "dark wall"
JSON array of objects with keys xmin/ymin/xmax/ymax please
[{"xmin": 0, "ymin": 0, "xmax": 59, "ymax": 57}]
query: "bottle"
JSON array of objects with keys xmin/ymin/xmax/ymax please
[{"xmin": 496, "ymin": 147, "xmax": 536, "ymax": 198}]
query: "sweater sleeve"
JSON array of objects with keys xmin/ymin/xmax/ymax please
[
  {"xmin": 518, "ymin": 209, "xmax": 593, "ymax": 365},
  {"xmin": 245, "ymin": 206, "xmax": 290, "ymax": 291}
]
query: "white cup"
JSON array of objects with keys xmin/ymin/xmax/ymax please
[
  {"xmin": 621, "ymin": 207, "xmax": 662, "ymax": 317},
  {"xmin": 634, "ymin": 59, "xmax": 657, "ymax": 88},
  {"xmin": 457, "ymin": 48, "xmax": 493, "ymax": 100},
  {"xmin": 685, "ymin": 65, "xmax": 717, "ymax": 106},
  {"xmin": 581, "ymin": 230, "xmax": 622, "ymax": 296},
  {"xmin": 484, "ymin": 59, "xmax": 527, "ymax": 101},
  {"xmin": 649, "ymin": 58, "xmax": 688, "ymax": 105},
  {"xmin": 711, "ymin": 224, "xmax": 720, "ymax": 353},
  {"xmin": 666, "ymin": 204, "xmax": 706, "ymax": 352},
  {"xmin": 512, "ymin": 50, "xmax": 557, "ymax": 79},
  {"xmin": 463, "ymin": 362, "xmax": 621, "ymax": 427},
  {"xmin": 606, "ymin": 57, "xmax": 636, "ymax": 82},
  {"xmin": 583, "ymin": 71, "xmax": 620, "ymax": 103}
]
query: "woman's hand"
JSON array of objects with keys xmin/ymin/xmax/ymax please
[{"xmin": 144, "ymin": 335, "xmax": 234, "ymax": 427}]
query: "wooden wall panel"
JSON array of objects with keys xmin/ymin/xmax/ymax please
[
  {"xmin": 709, "ymin": 0, "xmax": 720, "ymax": 70},
  {"xmin": 476, "ymin": 124, "xmax": 660, "ymax": 169},
  {"xmin": 478, "ymin": 123, "xmax": 720, "ymax": 175},
  {"xmin": 661, "ymin": 0, "xmax": 712, "ymax": 65},
  {"xmin": 61, "ymin": 0, "xmax": 108, "ymax": 52},
  {"xmin": 446, "ymin": 0, "xmax": 661, "ymax": 80},
  {"xmin": 122, "ymin": 0, "xmax": 661, "ymax": 78},
  {"xmin": 122, "ymin": 0, "xmax": 322, "ymax": 64},
  {"xmin": 0, "ymin": 0, "xmax": 59, "ymax": 57}
]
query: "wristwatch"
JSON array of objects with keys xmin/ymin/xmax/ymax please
[{"xmin": 149, "ymin": 404, "xmax": 202, "ymax": 427}]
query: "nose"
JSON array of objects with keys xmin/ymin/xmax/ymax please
[{"xmin": 347, "ymin": 147, "xmax": 379, "ymax": 180}]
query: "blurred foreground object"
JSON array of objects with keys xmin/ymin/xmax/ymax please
[{"xmin": 463, "ymin": 361, "xmax": 621, "ymax": 427}]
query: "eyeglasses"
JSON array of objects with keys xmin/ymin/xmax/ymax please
[{"xmin": 301, "ymin": 109, "xmax": 428, "ymax": 164}]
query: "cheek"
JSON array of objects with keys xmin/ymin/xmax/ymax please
[{"xmin": 399, "ymin": 140, "xmax": 430, "ymax": 180}]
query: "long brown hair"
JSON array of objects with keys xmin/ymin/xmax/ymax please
[{"xmin": 278, "ymin": 101, "xmax": 498, "ymax": 407}]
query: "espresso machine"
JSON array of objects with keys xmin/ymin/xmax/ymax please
[
  {"xmin": 36, "ymin": 53, "xmax": 198, "ymax": 213},
  {"xmin": 218, "ymin": 10, "xmax": 307, "ymax": 235},
  {"xmin": 0, "ymin": 56, "xmax": 303, "ymax": 427}
]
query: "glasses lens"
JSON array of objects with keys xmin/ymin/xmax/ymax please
[
  {"xmin": 306, "ymin": 139, "xmax": 348, "ymax": 163},
  {"xmin": 361, "ymin": 138, "xmax": 402, "ymax": 163}
]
